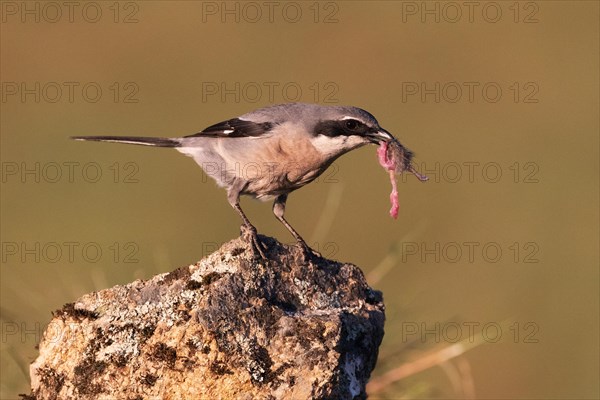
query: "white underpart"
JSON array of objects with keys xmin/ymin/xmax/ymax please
[
  {"xmin": 176, "ymin": 146, "xmax": 230, "ymax": 188},
  {"xmin": 176, "ymin": 146, "xmax": 212, "ymax": 169},
  {"xmin": 176, "ymin": 146, "xmax": 208, "ymax": 164},
  {"xmin": 311, "ymin": 134, "xmax": 368, "ymax": 158}
]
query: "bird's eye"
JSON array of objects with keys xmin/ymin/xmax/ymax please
[{"xmin": 345, "ymin": 120, "xmax": 359, "ymax": 130}]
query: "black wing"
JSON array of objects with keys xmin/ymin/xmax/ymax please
[{"xmin": 185, "ymin": 118, "xmax": 274, "ymax": 138}]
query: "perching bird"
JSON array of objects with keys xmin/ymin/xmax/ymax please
[{"xmin": 72, "ymin": 103, "xmax": 419, "ymax": 258}]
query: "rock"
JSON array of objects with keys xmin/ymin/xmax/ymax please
[{"xmin": 27, "ymin": 236, "xmax": 385, "ymax": 399}]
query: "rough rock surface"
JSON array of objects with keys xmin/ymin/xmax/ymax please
[{"xmin": 28, "ymin": 236, "xmax": 385, "ymax": 399}]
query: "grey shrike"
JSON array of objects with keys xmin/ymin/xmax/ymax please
[{"xmin": 72, "ymin": 102, "xmax": 423, "ymax": 258}]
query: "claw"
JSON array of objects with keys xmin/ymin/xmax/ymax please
[
  {"xmin": 240, "ymin": 224, "xmax": 267, "ymax": 259},
  {"xmin": 295, "ymin": 240, "xmax": 321, "ymax": 263}
]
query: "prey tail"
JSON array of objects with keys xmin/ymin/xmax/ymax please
[{"xmin": 71, "ymin": 136, "xmax": 181, "ymax": 148}]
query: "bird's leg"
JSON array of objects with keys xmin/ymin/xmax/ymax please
[
  {"xmin": 272, "ymin": 195, "xmax": 306, "ymax": 244},
  {"xmin": 234, "ymin": 203, "xmax": 267, "ymax": 259},
  {"xmin": 273, "ymin": 194, "xmax": 321, "ymax": 259},
  {"xmin": 228, "ymin": 186, "xmax": 266, "ymax": 259}
]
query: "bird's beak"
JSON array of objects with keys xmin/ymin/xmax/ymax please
[{"xmin": 368, "ymin": 128, "xmax": 395, "ymax": 144}]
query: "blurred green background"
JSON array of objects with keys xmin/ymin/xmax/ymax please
[{"xmin": 1, "ymin": 1, "xmax": 598, "ymax": 398}]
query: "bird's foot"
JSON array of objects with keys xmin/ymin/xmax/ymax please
[
  {"xmin": 295, "ymin": 240, "xmax": 322, "ymax": 263},
  {"xmin": 240, "ymin": 224, "xmax": 267, "ymax": 259}
]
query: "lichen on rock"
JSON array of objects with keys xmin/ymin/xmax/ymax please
[{"xmin": 27, "ymin": 235, "xmax": 385, "ymax": 400}]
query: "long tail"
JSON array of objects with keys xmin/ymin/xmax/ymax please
[{"xmin": 71, "ymin": 136, "xmax": 181, "ymax": 147}]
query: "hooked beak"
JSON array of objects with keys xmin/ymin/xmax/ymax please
[{"xmin": 368, "ymin": 128, "xmax": 395, "ymax": 144}]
